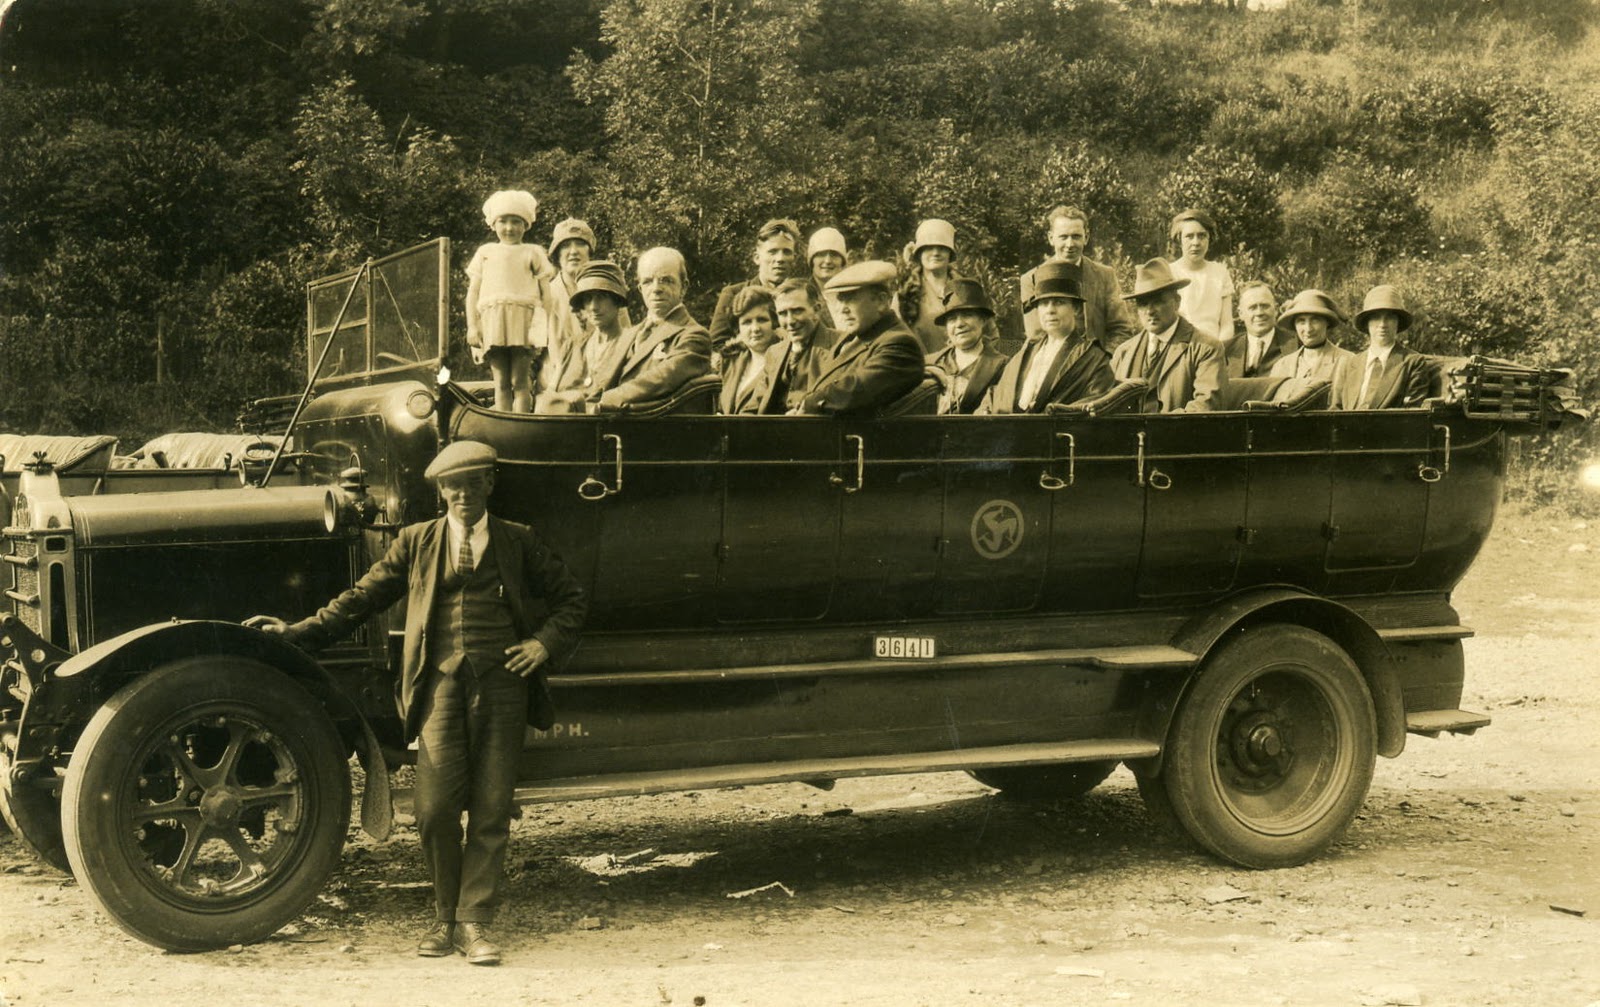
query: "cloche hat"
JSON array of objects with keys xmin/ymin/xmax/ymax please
[
  {"xmin": 550, "ymin": 218, "xmax": 596, "ymax": 259},
  {"xmin": 1277, "ymin": 289, "xmax": 1345, "ymax": 332},
  {"xmin": 1353, "ymin": 285, "xmax": 1413, "ymax": 333},
  {"xmin": 570, "ymin": 260, "xmax": 629, "ymax": 307},
  {"xmin": 482, "ymin": 190, "xmax": 539, "ymax": 229},
  {"xmin": 1122, "ymin": 258, "xmax": 1191, "ymax": 300},
  {"xmin": 425, "ymin": 440, "xmax": 497, "ymax": 482},
  {"xmin": 808, "ymin": 226, "xmax": 847, "ymax": 261},
  {"xmin": 934, "ymin": 279, "xmax": 995, "ymax": 326},
  {"xmin": 1027, "ymin": 261, "xmax": 1085, "ymax": 310},
  {"xmin": 910, "ymin": 219, "xmax": 958, "ymax": 262}
]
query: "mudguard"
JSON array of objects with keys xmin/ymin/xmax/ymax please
[{"xmin": 43, "ymin": 620, "xmax": 392, "ymax": 840}]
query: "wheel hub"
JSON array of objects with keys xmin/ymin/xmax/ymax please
[
  {"xmin": 198, "ymin": 786, "xmax": 243, "ymax": 828},
  {"xmin": 1229, "ymin": 711, "xmax": 1291, "ymax": 780}
]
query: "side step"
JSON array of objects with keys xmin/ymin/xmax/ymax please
[
  {"xmin": 506, "ymin": 739, "xmax": 1160, "ymax": 805},
  {"xmin": 1405, "ymin": 708, "xmax": 1491, "ymax": 737}
]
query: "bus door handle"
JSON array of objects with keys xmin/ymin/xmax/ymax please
[
  {"xmin": 1418, "ymin": 424, "xmax": 1451, "ymax": 483},
  {"xmin": 1040, "ymin": 432, "xmax": 1076, "ymax": 491},
  {"xmin": 830, "ymin": 434, "xmax": 865, "ymax": 493},
  {"xmin": 1136, "ymin": 431, "xmax": 1172, "ymax": 490},
  {"xmin": 579, "ymin": 433, "xmax": 624, "ymax": 500}
]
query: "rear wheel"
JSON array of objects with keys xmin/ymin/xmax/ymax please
[
  {"xmin": 62, "ymin": 657, "xmax": 350, "ymax": 951},
  {"xmin": 968, "ymin": 761, "xmax": 1119, "ymax": 800},
  {"xmin": 1157, "ymin": 624, "xmax": 1376, "ymax": 869}
]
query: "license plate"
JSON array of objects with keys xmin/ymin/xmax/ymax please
[{"xmin": 874, "ymin": 635, "xmax": 936, "ymax": 660}]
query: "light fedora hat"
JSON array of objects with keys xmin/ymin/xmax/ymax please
[
  {"xmin": 1122, "ymin": 258, "xmax": 1191, "ymax": 300},
  {"xmin": 1277, "ymin": 288, "xmax": 1345, "ymax": 332},
  {"xmin": 1353, "ymin": 284, "xmax": 1413, "ymax": 332}
]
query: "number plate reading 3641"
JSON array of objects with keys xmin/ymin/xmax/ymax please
[{"xmin": 874, "ymin": 636, "xmax": 936, "ymax": 659}]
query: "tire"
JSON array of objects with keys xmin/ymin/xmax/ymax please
[
  {"xmin": 968, "ymin": 761, "xmax": 1119, "ymax": 800},
  {"xmin": 1159, "ymin": 624, "xmax": 1376, "ymax": 869},
  {"xmin": 0, "ymin": 761, "xmax": 70, "ymax": 872},
  {"xmin": 61, "ymin": 657, "xmax": 351, "ymax": 951}
]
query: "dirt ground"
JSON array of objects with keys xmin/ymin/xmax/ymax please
[{"xmin": 2, "ymin": 505, "xmax": 1597, "ymax": 1007}]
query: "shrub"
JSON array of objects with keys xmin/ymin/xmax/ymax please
[
  {"xmin": 1157, "ymin": 145, "xmax": 1283, "ymax": 257},
  {"xmin": 1283, "ymin": 154, "xmax": 1431, "ymax": 270}
]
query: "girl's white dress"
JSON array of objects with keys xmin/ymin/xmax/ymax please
[
  {"xmin": 1168, "ymin": 257, "xmax": 1235, "ymax": 343},
  {"xmin": 468, "ymin": 242, "xmax": 554, "ymax": 360}
]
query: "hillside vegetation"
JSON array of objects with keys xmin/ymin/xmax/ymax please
[{"xmin": 0, "ymin": 0, "xmax": 1595, "ymax": 502}]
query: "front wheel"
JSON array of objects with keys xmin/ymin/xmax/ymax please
[
  {"xmin": 62, "ymin": 657, "xmax": 351, "ymax": 951},
  {"xmin": 1157, "ymin": 624, "xmax": 1376, "ymax": 869}
]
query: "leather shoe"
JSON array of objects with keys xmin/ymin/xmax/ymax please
[
  {"xmin": 451, "ymin": 922, "xmax": 501, "ymax": 965},
  {"xmin": 417, "ymin": 921, "xmax": 454, "ymax": 957}
]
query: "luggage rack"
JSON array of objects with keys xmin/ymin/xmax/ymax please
[{"xmin": 1447, "ymin": 355, "xmax": 1585, "ymax": 430}]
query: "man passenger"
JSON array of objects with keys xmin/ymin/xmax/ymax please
[
  {"xmin": 1018, "ymin": 205, "xmax": 1137, "ymax": 345},
  {"xmin": 1109, "ymin": 259, "xmax": 1226, "ymax": 413},
  {"xmin": 799, "ymin": 261, "xmax": 925, "ymax": 416},
  {"xmin": 982, "ymin": 262, "xmax": 1112, "ymax": 414},
  {"xmin": 754, "ymin": 277, "xmax": 836, "ymax": 414},
  {"xmin": 1225, "ymin": 281, "xmax": 1297, "ymax": 378},
  {"xmin": 709, "ymin": 219, "xmax": 802, "ymax": 354},
  {"xmin": 589, "ymin": 247, "xmax": 712, "ymax": 412}
]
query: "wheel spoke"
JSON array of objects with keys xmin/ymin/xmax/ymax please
[
  {"xmin": 131, "ymin": 799, "xmax": 201, "ymax": 824},
  {"xmin": 166, "ymin": 820, "xmax": 211, "ymax": 889},
  {"xmin": 214, "ymin": 720, "xmax": 254, "ymax": 786},
  {"xmin": 219, "ymin": 830, "xmax": 270, "ymax": 888},
  {"xmin": 236, "ymin": 782, "xmax": 300, "ymax": 810}
]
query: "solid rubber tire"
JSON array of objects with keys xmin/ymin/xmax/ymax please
[
  {"xmin": 1160, "ymin": 624, "xmax": 1376, "ymax": 869},
  {"xmin": 61, "ymin": 657, "xmax": 350, "ymax": 951}
]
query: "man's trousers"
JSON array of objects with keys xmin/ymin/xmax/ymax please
[{"xmin": 413, "ymin": 659, "xmax": 528, "ymax": 923}]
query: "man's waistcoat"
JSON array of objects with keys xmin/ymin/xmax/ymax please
[{"xmin": 427, "ymin": 538, "xmax": 520, "ymax": 676}]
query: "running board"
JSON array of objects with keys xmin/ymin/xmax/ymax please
[
  {"xmin": 1405, "ymin": 708, "xmax": 1491, "ymax": 736},
  {"xmin": 506, "ymin": 739, "xmax": 1160, "ymax": 804}
]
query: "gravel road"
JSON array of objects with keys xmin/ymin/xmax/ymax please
[{"xmin": 2, "ymin": 506, "xmax": 1596, "ymax": 1007}]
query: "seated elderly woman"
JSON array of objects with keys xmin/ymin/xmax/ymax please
[
  {"xmin": 926, "ymin": 280, "xmax": 1008, "ymax": 414},
  {"xmin": 719, "ymin": 285, "xmax": 781, "ymax": 415}
]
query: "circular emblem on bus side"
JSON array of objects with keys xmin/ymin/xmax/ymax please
[{"xmin": 970, "ymin": 499, "xmax": 1024, "ymax": 560}]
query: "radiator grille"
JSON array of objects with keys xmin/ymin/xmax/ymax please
[{"xmin": 4, "ymin": 536, "xmax": 42, "ymax": 634}]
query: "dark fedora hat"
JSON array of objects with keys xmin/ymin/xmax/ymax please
[
  {"xmin": 935, "ymin": 279, "xmax": 994, "ymax": 326},
  {"xmin": 1026, "ymin": 261, "xmax": 1085, "ymax": 311},
  {"xmin": 1122, "ymin": 258, "xmax": 1190, "ymax": 300}
]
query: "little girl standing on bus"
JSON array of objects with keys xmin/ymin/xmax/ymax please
[{"xmin": 466, "ymin": 189, "xmax": 556, "ymax": 413}]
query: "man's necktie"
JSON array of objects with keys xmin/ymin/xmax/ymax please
[
  {"xmin": 1359, "ymin": 357, "xmax": 1383, "ymax": 409},
  {"xmin": 457, "ymin": 532, "xmax": 474, "ymax": 575},
  {"xmin": 1145, "ymin": 339, "xmax": 1165, "ymax": 379}
]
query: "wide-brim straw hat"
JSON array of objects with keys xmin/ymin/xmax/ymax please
[
  {"xmin": 1277, "ymin": 289, "xmax": 1345, "ymax": 333},
  {"xmin": 808, "ymin": 226, "xmax": 847, "ymax": 261},
  {"xmin": 1353, "ymin": 284, "xmax": 1413, "ymax": 332},
  {"xmin": 570, "ymin": 260, "xmax": 629, "ymax": 307},
  {"xmin": 1122, "ymin": 258, "xmax": 1191, "ymax": 300},
  {"xmin": 1026, "ymin": 261, "xmax": 1086, "ymax": 311},
  {"xmin": 935, "ymin": 279, "xmax": 995, "ymax": 325},
  {"xmin": 550, "ymin": 218, "xmax": 596, "ymax": 259},
  {"xmin": 910, "ymin": 218, "xmax": 958, "ymax": 261},
  {"xmin": 483, "ymin": 190, "xmax": 539, "ymax": 229}
]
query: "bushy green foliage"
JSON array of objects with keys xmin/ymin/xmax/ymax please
[
  {"xmin": 1157, "ymin": 145, "xmax": 1283, "ymax": 257},
  {"xmin": 1283, "ymin": 154, "xmax": 1431, "ymax": 270}
]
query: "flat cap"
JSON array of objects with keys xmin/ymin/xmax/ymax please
[
  {"xmin": 425, "ymin": 440, "xmax": 497, "ymax": 481},
  {"xmin": 825, "ymin": 260, "xmax": 898, "ymax": 294}
]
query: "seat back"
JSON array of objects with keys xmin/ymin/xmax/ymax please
[
  {"xmin": 622, "ymin": 372, "xmax": 723, "ymax": 417},
  {"xmin": 1047, "ymin": 378, "xmax": 1149, "ymax": 417},
  {"xmin": 1244, "ymin": 379, "xmax": 1332, "ymax": 413},
  {"xmin": 1215, "ymin": 375, "xmax": 1287, "ymax": 411},
  {"xmin": 875, "ymin": 375, "xmax": 942, "ymax": 418}
]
